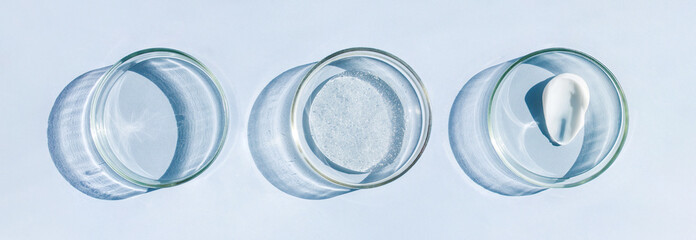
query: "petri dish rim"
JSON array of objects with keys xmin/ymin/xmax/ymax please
[
  {"xmin": 89, "ymin": 48, "xmax": 229, "ymax": 188},
  {"xmin": 290, "ymin": 47, "xmax": 432, "ymax": 189},
  {"xmin": 487, "ymin": 48, "xmax": 629, "ymax": 188}
]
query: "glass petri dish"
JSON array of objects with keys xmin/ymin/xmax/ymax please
[
  {"xmin": 488, "ymin": 48, "xmax": 628, "ymax": 188},
  {"xmin": 90, "ymin": 48, "xmax": 228, "ymax": 188},
  {"xmin": 290, "ymin": 48, "xmax": 431, "ymax": 189}
]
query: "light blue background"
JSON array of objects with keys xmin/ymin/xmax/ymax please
[{"xmin": 1, "ymin": 1, "xmax": 694, "ymax": 239}]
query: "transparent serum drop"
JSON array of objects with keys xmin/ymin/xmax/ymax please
[{"xmin": 542, "ymin": 73, "xmax": 590, "ymax": 146}]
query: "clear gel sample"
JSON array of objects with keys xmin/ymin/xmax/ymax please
[{"xmin": 307, "ymin": 71, "xmax": 405, "ymax": 173}]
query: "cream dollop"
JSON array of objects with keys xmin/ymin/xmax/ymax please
[{"xmin": 542, "ymin": 73, "xmax": 590, "ymax": 146}]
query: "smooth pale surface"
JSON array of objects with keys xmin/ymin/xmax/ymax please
[
  {"xmin": 104, "ymin": 71, "xmax": 178, "ymax": 179},
  {"xmin": 542, "ymin": 73, "xmax": 590, "ymax": 146},
  {"xmin": 1, "ymin": 1, "xmax": 695, "ymax": 239}
]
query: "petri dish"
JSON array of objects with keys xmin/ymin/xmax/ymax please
[
  {"xmin": 49, "ymin": 48, "xmax": 228, "ymax": 199},
  {"xmin": 91, "ymin": 48, "xmax": 228, "ymax": 187},
  {"xmin": 488, "ymin": 48, "xmax": 628, "ymax": 188},
  {"xmin": 291, "ymin": 48, "xmax": 432, "ymax": 188},
  {"xmin": 249, "ymin": 47, "xmax": 431, "ymax": 199}
]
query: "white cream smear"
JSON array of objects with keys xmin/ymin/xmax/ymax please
[{"xmin": 542, "ymin": 73, "xmax": 590, "ymax": 146}]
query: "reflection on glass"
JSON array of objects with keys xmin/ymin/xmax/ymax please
[{"xmin": 48, "ymin": 48, "xmax": 228, "ymax": 200}]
